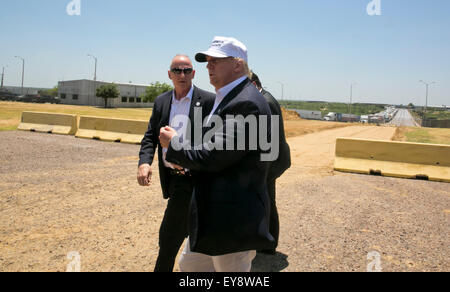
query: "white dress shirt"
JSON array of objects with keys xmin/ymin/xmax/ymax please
[
  {"xmin": 163, "ymin": 86, "xmax": 194, "ymax": 169},
  {"xmin": 207, "ymin": 75, "xmax": 247, "ymax": 124}
]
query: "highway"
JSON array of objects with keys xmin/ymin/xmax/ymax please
[{"xmin": 390, "ymin": 109, "xmax": 420, "ymax": 127}]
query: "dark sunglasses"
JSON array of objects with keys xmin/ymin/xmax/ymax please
[{"xmin": 171, "ymin": 68, "xmax": 193, "ymax": 75}]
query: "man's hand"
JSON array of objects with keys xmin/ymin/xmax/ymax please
[
  {"xmin": 137, "ymin": 163, "xmax": 152, "ymax": 186},
  {"xmin": 159, "ymin": 126, "xmax": 178, "ymax": 148},
  {"xmin": 172, "ymin": 163, "xmax": 184, "ymax": 170}
]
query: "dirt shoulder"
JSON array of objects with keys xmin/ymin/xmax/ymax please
[{"xmin": 0, "ymin": 126, "xmax": 448, "ymax": 272}]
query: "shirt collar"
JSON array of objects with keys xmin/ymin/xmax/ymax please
[
  {"xmin": 216, "ymin": 76, "xmax": 247, "ymax": 100},
  {"xmin": 172, "ymin": 85, "xmax": 194, "ymax": 104}
]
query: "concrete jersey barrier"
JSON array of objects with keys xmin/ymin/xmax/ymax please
[
  {"xmin": 334, "ymin": 138, "xmax": 450, "ymax": 183},
  {"xmin": 76, "ymin": 116, "xmax": 148, "ymax": 144},
  {"xmin": 18, "ymin": 111, "xmax": 78, "ymax": 135}
]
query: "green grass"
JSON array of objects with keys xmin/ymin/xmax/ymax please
[
  {"xmin": 424, "ymin": 111, "xmax": 450, "ymax": 120},
  {"xmin": 0, "ymin": 125, "xmax": 18, "ymax": 131},
  {"xmin": 411, "ymin": 108, "xmax": 450, "ymax": 120},
  {"xmin": 405, "ymin": 128, "xmax": 434, "ymax": 144},
  {"xmin": 405, "ymin": 128, "xmax": 450, "ymax": 145},
  {"xmin": 278, "ymin": 101, "xmax": 386, "ymax": 116}
]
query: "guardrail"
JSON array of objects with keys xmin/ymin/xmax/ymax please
[
  {"xmin": 18, "ymin": 111, "xmax": 148, "ymax": 144},
  {"xmin": 75, "ymin": 116, "xmax": 148, "ymax": 144},
  {"xmin": 18, "ymin": 111, "xmax": 78, "ymax": 135},
  {"xmin": 334, "ymin": 137, "xmax": 450, "ymax": 183}
]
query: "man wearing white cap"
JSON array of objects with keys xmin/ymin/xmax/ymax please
[{"xmin": 159, "ymin": 37, "xmax": 276, "ymax": 272}]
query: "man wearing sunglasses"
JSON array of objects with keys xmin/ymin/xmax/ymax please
[
  {"xmin": 138, "ymin": 54, "xmax": 215, "ymax": 272},
  {"xmin": 160, "ymin": 37, "xmax": 275, "ymax": 272}
]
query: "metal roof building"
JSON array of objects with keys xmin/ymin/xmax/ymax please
[
  {"xmin": 2, "ymin": 86, "xmax": 51, "ymax": 96},
  {"xmin": 58, "ymin": 79, "xmax": 153, "ymax": 108}
]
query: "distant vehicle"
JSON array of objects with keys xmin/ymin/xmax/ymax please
[
  {"xmin": 324, "ymin": 112, "xmax": 360, "ymax": 122},
  {"xmin": 341, "ymin": 114, "xmax": 360, "ymax": 123},
  {"xmin": 323, "ymin": 112, "xmax": 340, "ymax": 121},
  {"xmin": 0, "ymin": 90, "xmax": 19, "ymax": 101},
  {"xmin": 360, "ymin": 115, "xmax": 369, "ymax": 123},
  {"xmin": 369, "ymin": 115, "xmax": 385, "ymax": 124},
  {"xmin": 295, "ymin": 109, "xmax": 322, "ymax": 120}
]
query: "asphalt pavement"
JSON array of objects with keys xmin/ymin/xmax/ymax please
[{"xmin": 390, "ymin": 109, "xmax": 420, "ymax": 127}]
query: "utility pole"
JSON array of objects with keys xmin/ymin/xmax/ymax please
[
  {"xmin": 87, "ymin": 54, "xmax": 98, "ymax": 106},
  {"xmin": 419, "ymin": 80, "xmax": 436, "ymax": 126},
  {"xmin": 87, "ymin": 54, "xmax": 97, "ymax": 81},
  {"xmin": 277, "ymin": 81, "xmax": 284, "ymax": 101},
  {"xmin": 348, "ymin": 83, "xmax": 357, "ymax": 114},
  {"xmin": 14, "ymin": 56, "xmax": 25, "ymax": 95},
  {"xmin": 1, "ymin": 66, "xmax": 6, "ymax": 89}
]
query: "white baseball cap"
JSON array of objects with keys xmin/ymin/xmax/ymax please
[{"xmin": 195, "ymin": 36, "xmax": 248, "ymax": 63}]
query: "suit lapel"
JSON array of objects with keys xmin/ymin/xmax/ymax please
[
  {"xmin": 213, "ymin": 78, "xmax": 249, "ymax": 116},
  {"xmin": 189, "ymin": 86, "xmax": 201, "ymax": 123},
  {"xmin": 187, "ymin": 86, "xmax": 203, "ymax": 144},
  {"xmin": 160, "ymin": 90, "xmax": 173, "ymax": 127},
  {"xmin": 202, "ymin": 78, "xmax": 249, "ymax": 136}
]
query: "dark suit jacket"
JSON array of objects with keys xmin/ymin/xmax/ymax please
[
  {"xmin": 138, "ymin": 86, "xmax": 215, "ymax": 199},
  {"xmin": 166, "ymin": 78, "xmax": 276, "ymax": 256},
  {"xmin": 261, "ymin": 89, "xmax": 291, "ymax": 181}
]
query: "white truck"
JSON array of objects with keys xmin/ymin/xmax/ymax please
[
  {"xmin": 323, "ymin": 112, "xmax": 338, "ymax": 121},
  {"xmin": 360, "ymin": 115, "xmax": 369, "ymax": 123}
]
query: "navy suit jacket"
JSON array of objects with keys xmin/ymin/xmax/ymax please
[
  {"xmin": 261, "ymin": 89, "xmax": 291, "ymax": 181},
  {"xmin": 166, "ymin": 78, "xmax": 276, "ymax": 256},
  {"xmin": 138, "ymin": 86, "xmax": 215, "ymax": 199}
]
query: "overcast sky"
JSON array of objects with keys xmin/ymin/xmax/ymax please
[{"xmin": 1, "ymin": 0, "xmax": 449, "ymax": 106}]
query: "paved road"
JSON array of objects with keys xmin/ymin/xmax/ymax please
[{"xmin": 390, "ymin": 109, "xmax": 420, "ymax": 127}]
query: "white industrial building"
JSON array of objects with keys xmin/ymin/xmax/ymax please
[
  {"xmin": 2, "ymin": 86, "xmax": 51, "ymax": 95},
  {"xmin": 58, "ymin": 79, "xmax": 154, "ymax": 108}
]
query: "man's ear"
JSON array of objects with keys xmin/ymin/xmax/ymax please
[
  {"xmin": 234, "ymin": 59, "xmax": 243, "ymax": 73},
  {"xmin": 192, "ymin": 70, "xmax": 196, "ymax": 79},
  {"xmin": 168, "ymin": 70, "xmax": 173, "ymax": 80}
]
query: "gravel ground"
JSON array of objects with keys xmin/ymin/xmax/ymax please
[{"xmin": 0, "ymin": 129, "xmax": 448, "ymax": 272}]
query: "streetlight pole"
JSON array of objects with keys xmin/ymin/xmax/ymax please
[
  {"xmin": 87, "ymin": 54, "xmax": 97, "ymax": 81},
  {"xmin": 277, "ymin": 81, "xmax": 284, "ymax": 101},
  {"xmin": 14, "ymin": 56, "xmax": 25, "ymax": 95},
  {"xmin": 1, "ymin": 66, "xmax": 6, "ymax": 89},
  {"xmin": 419, "ymin": 80, "xmax": 436, "ymax": 126},
  {"xmin": 87, "ymin": 54, "xmax": 98, "ymax": 106},
  {"xmin": 348, "ymin": 83, "xmax": 357, "ymax": 114}
]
